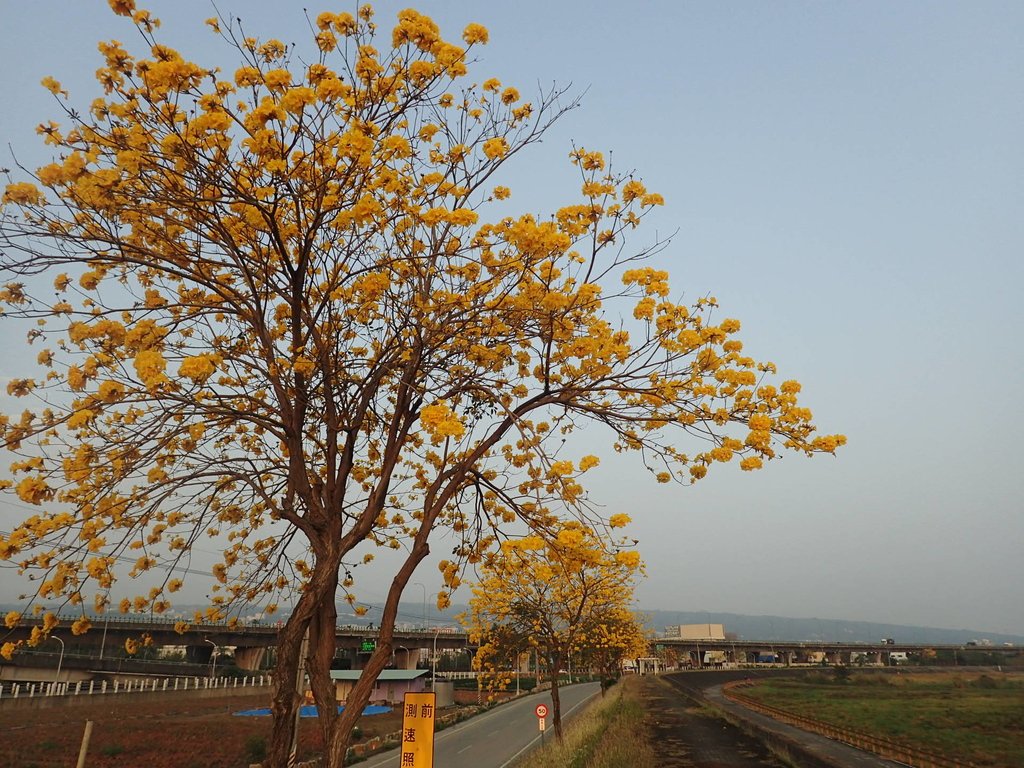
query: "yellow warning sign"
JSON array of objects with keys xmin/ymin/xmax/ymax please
[{"xmin": 399, "ymin": 691, "xmax": 436, "ymax": 768}]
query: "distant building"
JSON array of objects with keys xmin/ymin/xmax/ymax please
[
  {"xmin": 328, "ymin": 669, "xmax": 429, "ymax": 705},
  {"xmin": 666, "ymin": 623, "xmax": 727, "ymax": 641}
]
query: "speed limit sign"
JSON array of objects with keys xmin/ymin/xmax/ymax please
[{"xmin": 535, "ymin": 703, "xmax": 548, "ymax": 718}]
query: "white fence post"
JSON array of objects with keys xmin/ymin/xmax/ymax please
[
  {"xmin": 76, "ymin": 681, "xmax": 82, "ymax": 695},
  {"xmin": 13, "ymin": 684, "xmax": 20, "ymax": 699},
  {"xmin": 89, "ymin": 680, "xmax": 95, "ymax": 695}
]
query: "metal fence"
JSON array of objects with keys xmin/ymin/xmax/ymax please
[{"xmin": 722, "ymin": 680, "xmax": 978, "ymax": 768}]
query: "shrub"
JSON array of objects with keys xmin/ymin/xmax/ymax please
[{"xmin": 244, "ymin": 735, "xmax": 267, "ymax": 763}]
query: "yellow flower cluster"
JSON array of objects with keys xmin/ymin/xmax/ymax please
[
  {"xmin": 419, "ymin": 403, "xmax": 465, "ymax": 442},
  {"xmin": 2, "ymin": 182, "xmax": 44, "ymax": 206},
  {"xmin": 178, "ymin": 354, "xmax": 219, "ymax": 383},
  {"xmin": 133, "ymin": 349, "xmax": 167, "ymax": 388}
]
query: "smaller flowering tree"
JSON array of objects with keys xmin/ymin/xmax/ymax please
[
  {"xmin": 574, "ymin": 606, "xmax": 649, "ymax": 694},
  {"xmin": 463, "ymin": 520, "xmax": 643, "ymax": 740}
]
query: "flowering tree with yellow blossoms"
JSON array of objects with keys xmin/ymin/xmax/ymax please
[
  {"xmin": 575, "ymin": 605, "xmax": 651, "ymax": 694},
  {"xmin": 0, "ymin": 2, "xmax": 843, "ymax": 764},
  {"xmin": 463, "ymin": 521, "xmax": 645, "ymax": 740}
]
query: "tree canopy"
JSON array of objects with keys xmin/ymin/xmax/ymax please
[
  {"xmin": 0, "ymin": 2, "xmax": 844, "ymax": 765},
  {"xmin": 463, "ymin": 521, "xmax": 647, "ymax": 739}
]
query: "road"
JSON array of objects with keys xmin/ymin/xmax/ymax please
[{"xmin": 361, "ymin": 682, "xmax": 601, "ymax": 768}]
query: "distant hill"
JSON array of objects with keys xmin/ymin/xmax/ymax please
[
  {"xmin": 639, "ymin": 610, "xmax": 1024, "ymax": 646},
  {"xmin": 5, "ymin": 600, "xmax": 1021, "ymax": 646}
]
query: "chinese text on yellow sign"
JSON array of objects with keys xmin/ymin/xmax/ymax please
[{"xmin": 400, "ymin": 691, "xmax": 436, "ymax": 768}]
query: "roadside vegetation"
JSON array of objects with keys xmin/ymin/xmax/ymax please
[
  {"xmin": 741, "ymin": 670, "xmax": 1024, "ymax": 766},
  {"xmin": 516, "ymin": 676, "xmax": 655, "ymax": 768}
]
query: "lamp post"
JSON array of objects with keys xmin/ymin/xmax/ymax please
[
  {"xmin": 204, "ymin": 638, "xmax": 217, "ymax": 679},
  {"xmin": 412, "ymin": 582, "xmax": 427, "ymax": 629},
  {"xmin": 432, "ymin": 628, "xmax": 441, "ymax": 690},
  {"xmin": 98, "ymin": 615, "xmax": 109, "ymax": 661},
  {"xmin": 53, "ymin": 635, "xmax": 65, "ymax": 690}
]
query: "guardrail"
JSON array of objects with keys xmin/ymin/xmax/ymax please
[
  {"xmin": 0, "ymin": 674, "xmax": 271, "ymax": 701},
  {"xmin": 722, "ymin": 680, "xmax": 978, "ymax": 768},
  {"xmin": 25, "ymin": 614, "xmax": 467, "ymax": 637}
]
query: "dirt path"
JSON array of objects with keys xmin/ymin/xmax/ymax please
[{"xmin": 639, "ymin": 675, "xmax": 788, "ymax": 767}]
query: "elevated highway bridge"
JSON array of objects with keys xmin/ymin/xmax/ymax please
[
  {"xmin": 2, "ymin": 616, "xmax": 472, "ymax": 673},
  {"xmin": 4, "ymin": 616, "xmax": 1017, "ymax": 680},
  {"xmin": 655, "ymin": 637, "xmax": 1019, "ymax": 667}
]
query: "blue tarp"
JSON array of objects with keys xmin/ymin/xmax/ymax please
[{"xmin": 234, "ymin": 704, "xmax": 392, "ymax": 717}]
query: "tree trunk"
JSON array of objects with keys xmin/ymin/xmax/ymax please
[
  {"xmin": 266, "ymin": 554, "xmax": 342, "ymax": 766},
  {"xmin": 323, "ymin": 642, "xmax": 394, "ymax": 768},
  {"xmin": 309, "ymin": 571, "xmax": 340, "ymax": 747},
  {"xmin": 322, "ymin": 542, "xmax": 430, "ymax": 768},
  {"xmin": 265, "ymin": 595, "xmax": 314, "ymax": 765},
  {"xmin": 549, "ymin": 650, "xmax": 564, "ymax": 741}
]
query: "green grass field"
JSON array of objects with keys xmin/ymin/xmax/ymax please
[{"xmin": 742, "ymin": 671, "xmax": 1024, "ymax": 767}]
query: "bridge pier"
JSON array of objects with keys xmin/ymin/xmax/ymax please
[
  {"xmin": 184, "ymin": 645, "xmax": 214, "ymax": 665},
  {"xmin": 391, "ymin": 647, "xmax": 418, "ymax": 670},
  {"xmin": 234, "ymin": 646, "xmax": 266, "ymax": 671}
]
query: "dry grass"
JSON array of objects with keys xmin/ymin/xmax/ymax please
[{"xmin": 517, "ymin": 676, "xmax": 656, "ymax": 768}]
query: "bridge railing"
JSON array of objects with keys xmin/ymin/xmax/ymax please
[
  {"xmin": 722, "ymin": 680, "xmax": 979, "ymax": 768},
  {"xmin": 33, "ymin": 613, "xmax": 467, "ymax": 638},
  {"xmin": 0, "ymin": 674, "xmax": 271, "ymax": 703}
]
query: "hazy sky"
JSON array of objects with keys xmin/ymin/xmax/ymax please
[{"xmin": 1, "ymin": 1, "xmax": 1021, "ymax": 635}]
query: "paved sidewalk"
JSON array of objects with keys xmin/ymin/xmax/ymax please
[{"xmin": 703, "ymin": 683, "xmax": 903, "ymax": 768}]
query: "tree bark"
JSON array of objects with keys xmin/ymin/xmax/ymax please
[
  {"xmin": 266, "ymin": 595, "xmax": 314, "ymax": 765},
  {"xmin": 309, "ymin": 571, "xmax": 340, "ymax": 747},
  {"xmin": 266, "ymin": 553, "xmax": 341, "ymax": 766},
  {"xmin": 323, "ymin": 542, "xmax": 430, "ymax": 768},
  {"xmin": 549, "ymin": 649, "xmax": 564, "ymax": 741}
]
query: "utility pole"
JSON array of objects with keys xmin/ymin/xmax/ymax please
[{"xmin": 53, "ymin": 635, "xmax": 65, "ymax": 691}]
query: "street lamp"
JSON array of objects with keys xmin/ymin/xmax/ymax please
[
  {"xmin": 432, "ymin": 628, "xmax": 441, "ymax": 690},
  {"xmin": 53, "ymin": 635, "xmax": 65, "ymax": 690},
  {"xmin": 204, "ymin": 638, "xmax": 218, "ymax": 679},
  {"xmin": 98, "ymin": 614, "xmax": 109, "ymax": 661}
]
